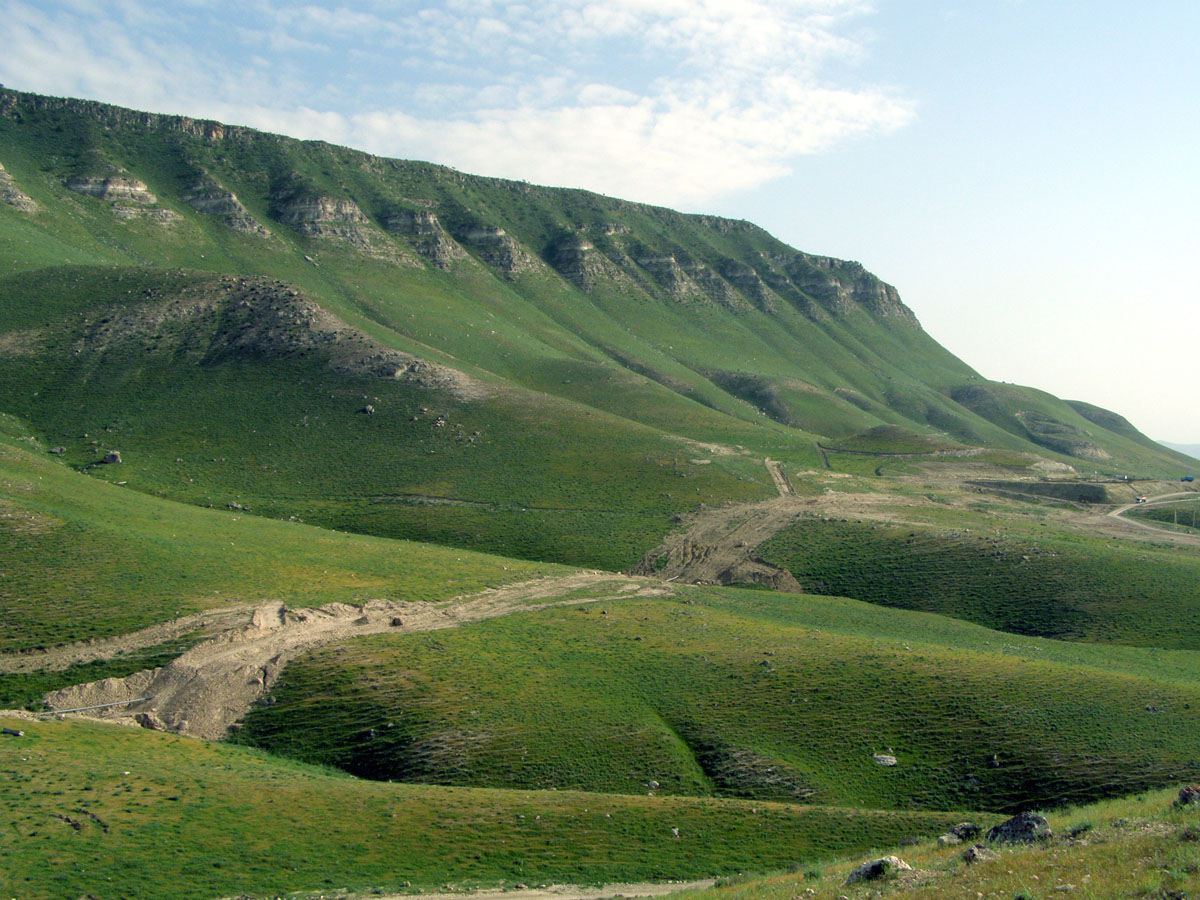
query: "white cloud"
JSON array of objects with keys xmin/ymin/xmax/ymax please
[{"xmin": 0, "ymin": 0, "xmax": 914, "ymax": 208}]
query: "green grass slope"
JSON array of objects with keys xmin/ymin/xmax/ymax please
[
  {"xmin": 0, "ymin": 420, "xmax": 561, "ymax": 651},
  {"xmin": 232, "ymin": 587, "xmax": 1200, "ymax": 814},
  {"xmin": 683, "ymin": 787, "xmax": 1200, "ymax": 900},
  {"xmin": 0, "ymin": 267, "xmax": 771, "ymax": 570},
  {"xmin": 0, "ymin": 715, "xmax": 978, "ymax": 900},
  {"xmin": 757, "ymin": 515, "xmax": 1200, "ymax": 648},
  {"xmin": 0, "ymin": 87, "xmax": 1191, "ymax": 477}
]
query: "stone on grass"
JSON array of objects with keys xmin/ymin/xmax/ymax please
[
  {"xmin": 102, "ymin": 450, "xmax": 122, "ymax": 464},
  {"xmin": 844, "ymin": 856, "xmax": 911, "ymax": 885},
  {"xmin": 1174, "ymin": 785, "xmax": 1200, "ymax": 806},
  {"xmin": 951, "ymin": 822, "xmax": 982, "ymax": 840},
  {"xmin": 961, "ymin": 844, "xmax": 999, "ymax": 864},
  {"xmin": 986, "ymin": 811, "xmax": 1052, "ymax": 844},
  {"xmin": 937, "ymin": 833, "xmax": 962, "ymax": 847},
  {"xmin": 873, "ymin": 753, "xmax": 898, "ymax": 767}
]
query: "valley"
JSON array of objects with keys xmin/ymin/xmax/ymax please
[{"xmin": 1, "ymin": 87, "xmax": 1198, "ymax": 900}]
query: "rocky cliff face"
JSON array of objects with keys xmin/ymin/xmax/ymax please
[
  {"xmin": 64, "ymin": 173, "xmax": 182, "ymax": 224},
  {"xmin": 456, "ymin": 225, "xmax": 539, "ymax": 276},
  {"xmin": 182, "ymin": 178, "xmax": 269, "ymax": 235},
  {"xmin": 382, "ymin": 210, "xmax": 466, "ymax": 268},
  {"xmin": 0, "ymin": 161, "xmax": 36, "ymax": 212},
  {"xmin": 783, "ymin": 254, "xmax": 915, "ymax": 321}
]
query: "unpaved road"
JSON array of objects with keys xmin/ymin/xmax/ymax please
[
  {"xmin": 1104, "ymin": 492, "xmax": 1200, "ymax": 545},
  {"xmin": 763, "ymin": 458, "xmax": 793, "ymax": 496},
  {"xmin": 353, "ymin": 880, "xmax": 715, "ymax": 900},
  {"xmin": 39, "ymin": 572, "xmax": 672, "ymax": 740},
  {"xmin": 633, "ymin": 496, "xmax": 805, "ymax": 589}
]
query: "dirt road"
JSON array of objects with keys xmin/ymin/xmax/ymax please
[
  {"xmin": 362, "ymin": 881, "xmax": 715, "ymax": 900},
  {"xmin": 1105, "ymin": 492, "xmax": 1200, "ymax": 545},
  {"xmin": 633, "ymin": 496, "xmax": 805, "ymax": 589},
  {"xmin": 40, "ymin": 572, "xmax": 671, "ymax": 740}
]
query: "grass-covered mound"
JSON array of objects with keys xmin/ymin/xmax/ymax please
[
  {"xmin": 0, "ymin": 715, "xmax": 978, "ymax": 900},
  {"xmin": 232, "ymin": 587, "xmax": 1200, "ymax": 813},
  {"xmin": 0, "ymin": 424, "xmax": 562, "ymax": 651},
  {"xmin": 757, "ymin": 516, "xmax": 1200, "ymax": 648}
]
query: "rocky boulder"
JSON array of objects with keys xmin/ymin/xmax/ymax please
[
  {"xmin": 961, "ymin": 844, "xmax": 999, "ymax": 864},
  {"xmin": 986, "ymin": 811, "xmax": 1052, "ymax": 844},
  {"xmin": 844, "ymin": 856, "xmax": 911, "ymax": 885},
  {"xmin": 1174, "ymin": 785, "xmax": 1200, "ymax": 806}
]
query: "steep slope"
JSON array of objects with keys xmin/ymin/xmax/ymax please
[{"xmin": 0, "ymin": 86, "xmax": 1190, "ymax": 480}]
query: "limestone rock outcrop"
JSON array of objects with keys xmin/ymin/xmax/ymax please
[
  {"xmin": 182, "ymin": 179, "xmax": 269, "ymax": 235},
  {"xmin": 0, "ymin": 161, "xmax": 37, "ymax": 212},
  {"xmin": 457, "ymin": 225, "xmax": 537, "ymax": 275},
  {"xmin": 383, "ymin": 209, "xmax": 466, "ymax": 268},
  {"xmin": 66, "ymin": 174, "xmax": 157, "ymax": 204}
]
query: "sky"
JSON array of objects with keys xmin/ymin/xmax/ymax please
[{"xmin": 2, "ymin": 0, "xmax": 1197, "ymax": 442}]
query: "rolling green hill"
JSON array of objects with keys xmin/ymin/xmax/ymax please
[
  {"xmin": 232, "ymin": 586, "xmax": 1200, "ymax": 814},
  {"xmin": 3, "ymin": 87, "xmax": 1200, "ymax": 900}
]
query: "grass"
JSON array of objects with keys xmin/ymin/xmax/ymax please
[
  {"xmin": 0, "ymin": 715, "xmax": 978, "ymax": 900},
  {"xmin": 0, "ymin": 266, "xmax": 772, "ymax": 570},
  {"xmin": 0, "ymin": 428, "xmax": 563, "ymax": 650},
  {"xmin": 232, "ymin": 586, "xmax": 1200, "ymax": 814},
  {"xmin": 1, "ymin": 85, "xmax": 1194, "ymax": 481},
  {"xmin": 675, "ymin": 787, "xmax": 1200, "ymax": 900},
  {"xmin": 757, "ymin": 515, "xmax": 1200, "ymax": 648},
  {"xmin": 1130, "ymin": 499, "xmax": 1200, "ymax": 533}
]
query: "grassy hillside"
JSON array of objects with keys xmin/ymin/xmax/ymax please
[
  {"xmin": 233, "ymin": 586, "xmax": 1200, "ymax": 814},
  {"xmin": 0, "ymin": 267, "xmax": 771, "ymax": 570},
  {"xmin": 0, "ymin": 422, "xmax": 562, "ymax": 651},
  {"xmin": 680, "ymin": 786, "xmax": 1200, "ymax": 900},
  {"xmin": 757, "ymin": 515, "xmax": 1200, "ymax": 648},
  {"xmin": 0, "ymin": 715, "xmax": 977, "ymax": 900},
  {"xmin": 0, "ymin": 86, "xmax": 1192, "ymax": 481}
]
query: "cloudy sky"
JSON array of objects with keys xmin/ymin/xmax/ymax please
[{"xmin": 4, "ymin": 0, "xmax": 1197, "ymax": 442}]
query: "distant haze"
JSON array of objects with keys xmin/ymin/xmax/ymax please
[{"xmin": 1162, "ymin": 443, "xmax": 1200, "ymax": 464}]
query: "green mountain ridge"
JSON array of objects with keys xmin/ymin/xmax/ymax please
[{"xmin": 0, "ymin": 86, "xmax": 1188, "ymax": 492}]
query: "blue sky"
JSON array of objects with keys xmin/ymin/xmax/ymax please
[{"xmin": 3, "ymin": 0, "xmax": 1197, "ymax": 442}]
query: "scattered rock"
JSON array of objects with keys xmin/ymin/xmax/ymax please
[
  {"xmin": 133, "ymin": 712, "xmax": 167, "ymax": 731},
  {"xmin": 49, "ymin": 446, "xmax": 65, "ymax": 454},
  {"xmin": 873, "ymin": 753, "xmax": 898, "ymax": 767},
  {"xmin": 390, "ymin": 617, "xmax": 404, "ymax": 627},
  {"xmin": 101, "ymin": 450, "xmax": 122, "ymax": 464},
  {"xmin": 951, "ymin": 822, "xmax": 982, "ymax": 840},
  {"xmin": 844, "ymin": 856, "xmax": 911, "ymax": 885},
  {"xmin": 937, "ymin": 833, "xmax": 962, "ymax": 847},
  {"xmin": 362, "ymin": 404, "xmax": 375, "ymax": 415},
  {"xmin": 1175, "ymin": 785, "xmax": 1200, "ymax": 806},
  {"xmin": 986, "ymin": 811, "xmax": 1052, "ymax": 844},
  {"xmin": 961, "ymin": 844, "xmax": 998, "ymax": 864},
  {"xmin": 0, "ymin": 161, "xmax": 37, "ymax": 212}
]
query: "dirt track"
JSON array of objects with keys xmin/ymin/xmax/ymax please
[
  {"xmin": 361, "ymin": 880, "xmax": 715, "ymax": 900},
  {"xmin": 40, "ymin": 572, "xmax": 671, "ymax": 740},
  {"xmin": 633, "ymin": 496, "xmax": 806, "ymax": 589}
]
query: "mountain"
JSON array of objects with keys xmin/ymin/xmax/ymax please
[
  {"xmin": 0, "ymin": 87, "xmax": 1191, "ymax": 571},
  {"xmin": 3, "ymin": 88, "xmax": 1200, "ymax": 900}
]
